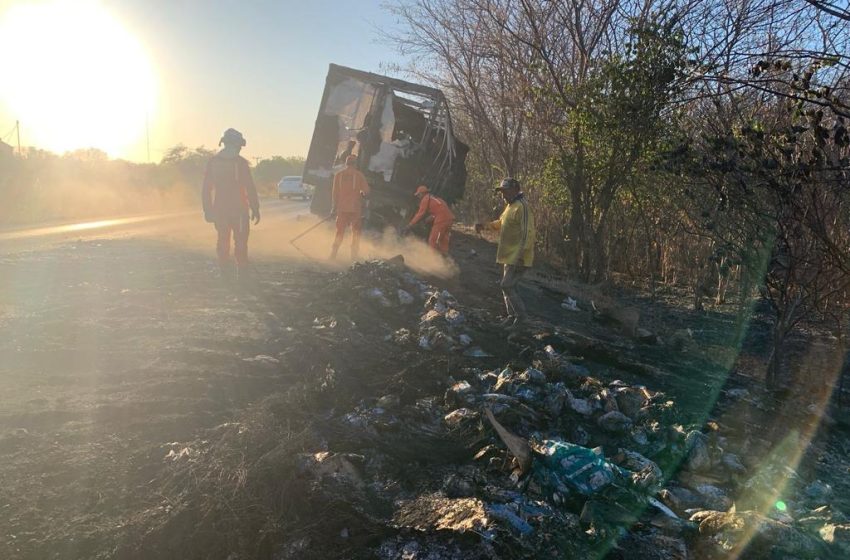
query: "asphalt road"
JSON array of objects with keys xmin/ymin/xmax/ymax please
[
  {"xmin": 0, "ymin": 196, "xmax": 328, "ymax": 558},
  {"xmin": 0, "ymin": 197, "xmax": 316, "ymax": 254}
]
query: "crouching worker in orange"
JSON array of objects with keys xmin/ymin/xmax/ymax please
[
  {"xmin": 202, "ymin": 128, "xmax": 260, "ymax": 279},
  {"xmin": 330, "ymin": 154, "xmax": 371, "ymax": 260},
  {"xmin": 403, "ymin": 185, "xmax": 455, "ymax": 254}
]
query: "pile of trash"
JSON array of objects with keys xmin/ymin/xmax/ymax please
[
  {"xmin": 319, "ymin": 256, "xmax": 489, "ymax": 358},
  {"xmin": 295, "ymin": 259, "xmax": 850, "ymax": 558},
  {"xmin": 146, "ymin": 259, "xmax": 849, "ymax": 559}
]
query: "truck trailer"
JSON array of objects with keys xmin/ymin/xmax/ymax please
[{"xmin": 304, "ymin": 64, "xmax": 467, "ymax": 228}]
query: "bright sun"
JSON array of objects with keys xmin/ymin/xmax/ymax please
[{"xmin": 0, "ymin": 0, "xmax": 157, "ymax": 158}]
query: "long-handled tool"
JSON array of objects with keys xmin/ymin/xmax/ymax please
[{"xmin": 289, "ymin": 214, "xmax": 333, "ymax": 258}]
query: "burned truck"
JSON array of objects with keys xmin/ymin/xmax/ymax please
[{"xmin": 304, "ymin": 64, "xmax": 467, "ymax": 227}]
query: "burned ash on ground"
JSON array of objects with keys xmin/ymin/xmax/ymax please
[{"xmin": 112, "ymin": 256, "xmax": 850, "ymax": 560}]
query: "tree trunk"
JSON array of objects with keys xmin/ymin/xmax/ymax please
[
  {"xmin": 766, "ymin": 325, "xmax": 791, "ymax": 391},
  {"xmin": 591, "ymin": 225, "xmax": 609, "ymax": 284},
  {"xmin": 766, "ymin": 294, "xmax": 802, "ymax": 391},
  {"xmin": 567, "ymin": 182, "xmax": 584, "ymax": 273}
]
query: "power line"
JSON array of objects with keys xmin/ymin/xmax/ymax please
[
  {"xmin": 145, "ymin": 112, "xmax": 150, "ymax": 163},
  {"xmin": 0, "ymin": 122, "xmax": 16, "ymax": 142},
  {"xmin": 0, "ymin": 121, "xmax": 22, "ymax": 156}
]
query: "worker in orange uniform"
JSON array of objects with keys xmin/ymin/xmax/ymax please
[
  {"xmin": 403, "ymin": 185, "xmax": 455, "ymax": 254},
  {"xmin": 202, "ymin": 128, "xmax": 260, "ymax": 280},
  {"xmin": 329, "ymin": 154, "xmax": 371, "ymax": 260}
]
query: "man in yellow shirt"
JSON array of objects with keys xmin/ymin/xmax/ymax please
[{"xmin": 475, "ymin": 178, "xmax": 535, "ymax": 328}]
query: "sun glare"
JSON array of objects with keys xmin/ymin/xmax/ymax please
[{"xmin": 0, "ymin": 0, "xmax": 157, "ymax": 159}]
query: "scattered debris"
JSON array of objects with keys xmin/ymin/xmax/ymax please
[
  {"xmin": 561, "ymin": 297, "xmax": 578, "ymax": 311},
  {"xmin": 137, "ymin": 259, "xmax": 850, "ymax": 559},
  {"xmin": 535, "ymin": 439, "xmax": 628, "ymax": 495},
  {"xmin": 394, "ymin": 495, "xmax": 488, "ymax": 534},
  {"xmin": 397, "ymin": 289, "xmax": 415, "ymax": 305},
  {"xmin": 692, "ymin": 509, "xmax": 827, "ymax": 557},
  {"xmin": 684, "ymin": 430, "xmax": 711, "ymax": 472},
  {"xmin": 484, "ymin": 408, "xmax": 532, "ymax": 475},
  {"xmin": 242, "ymin": 354, "xmax": 280, "ymax": 367},
  {"xmin": 597, "ymin": 410, "xmax": 633, "ymax": 433}
]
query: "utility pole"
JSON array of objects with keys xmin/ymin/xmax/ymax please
[
  {"xmin": 145, "ymin": 113, "xmax": 150, "ymax": 163},
  {"xmin": 15, "ymin": 120, "xmax": 21, "ymax": 156},
  {"xmin": 252, "ymin": 156, "xmax": 261, "ymax": 167}
]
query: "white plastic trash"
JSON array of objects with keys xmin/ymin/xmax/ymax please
[{"xmin": 445, "ymin": 308, "xmax": 465, "ymax": 326}]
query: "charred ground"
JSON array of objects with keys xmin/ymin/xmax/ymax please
[{"xmin": 1, "ymin": 229, "xmax": 849, "ymax": 559}]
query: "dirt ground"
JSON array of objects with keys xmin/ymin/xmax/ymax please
[{"xmin": 1, "ymin": 217, "xmax": 849, "ymax": 559}]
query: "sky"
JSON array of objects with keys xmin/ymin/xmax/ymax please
[{"xmin": 0, "ymin": 0, "xmax": 410, "ymax": 162}]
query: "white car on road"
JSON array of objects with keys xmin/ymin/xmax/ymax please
[{"xmin": 277, "ymin": 176, "xmax": 311, "ymax": 201}]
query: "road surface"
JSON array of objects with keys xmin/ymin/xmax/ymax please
[
  {"xmin": 0, "ymin": 198, "xmax": 315, "ymax": 252},
  {"xmin": 0, "ymin": 197, "xmax": 328, "ymax": 559}
]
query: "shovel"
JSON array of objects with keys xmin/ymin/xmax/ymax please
[{"xmin": 289, "ymin": 214, "xmax": 333, "ymax": 257}]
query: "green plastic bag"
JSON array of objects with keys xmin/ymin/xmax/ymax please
[{"xmin": 535, "ymin": 440, "xmax": 629, "ymax": 496}]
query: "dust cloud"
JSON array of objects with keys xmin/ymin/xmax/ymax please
[
  {"xmin": 39, "ymin": 181, "xmax": 195, "ymax": 222},
  {"xmin": 157, "ymin": 204, "xmax": 460, "ymax": 280},
  {"xmin": 0, "ymin": 175, "xmax": 198, "ymax": 226},
  {"xmin": 3, "ymin": 156, "xmax": 459, "ymax": 280},
  {"xmin": 0, "ymin": 151, "xmax": 203, "ymax": 226}
]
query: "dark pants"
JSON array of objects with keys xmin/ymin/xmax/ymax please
[
  {"xmin": 216, "ymin": 214, "xmax": 250, "ymax": 266},
  {"xmin": 501, "ymin": 264, "xmax": 529, "ymax": 319}
]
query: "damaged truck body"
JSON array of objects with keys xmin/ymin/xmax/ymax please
[{"xmin": 305, "ymin": 64, "xmax": 468, "ymax": 227}]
